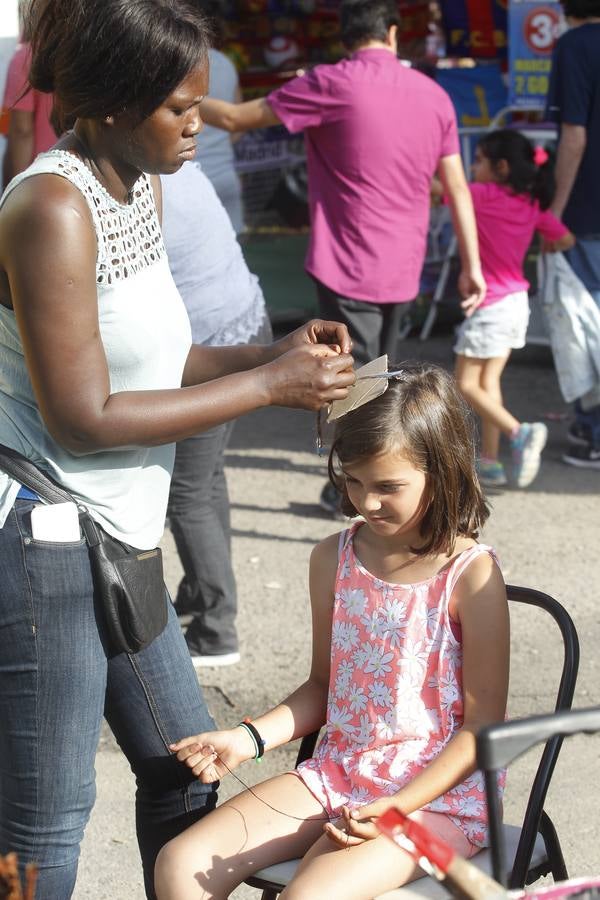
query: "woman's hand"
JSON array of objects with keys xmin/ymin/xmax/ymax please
[
  {"xmin": 324, "ymin": 799, "xmax": 398, "ymax": 847},
  {"xmin": 262, "ymin": 343, "xmax": 355, "ymax": 410},
  {"xmin": 169, "ymin": 726, "xmax": 256, "ymax": 783},
  {"xmin": 274, "ymin": 319, "xmax": 353, "ymax": 356}
]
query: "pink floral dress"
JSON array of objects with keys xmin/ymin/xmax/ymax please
[{"xmin": 296, "ymin": 524, "xmax": 505, "ymax": 847}]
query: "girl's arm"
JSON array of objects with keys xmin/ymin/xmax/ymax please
[
  {"xmin": 536, "ymin": 207, "xmax": 576, "ymax": 254},
  {"xmin": 328, "ymin": 552, "xmax": 509, "ymax": 845},
  {"xmin": 170, "ymin": 532, "xmax": 339, "ymax": 782},
  {"xmin": 0, "ymin": 179, "xmax": 353, "ymax": 455},
  {"xmin": 437, "ymin": 154, "xmax": 486, "ymax": 317}
]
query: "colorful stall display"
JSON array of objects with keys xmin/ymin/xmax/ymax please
[
  {"xmin": 507, "ymin": 0, "xmax": 564, "ymax": 108},
  {"xmin": 221, "ymin": 0, "xmax": 430, "ymax": 96}
]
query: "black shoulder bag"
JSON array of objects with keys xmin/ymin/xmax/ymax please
[{"xmin": 0, "ymin": 443, "xmax": 168, "ymax": 655}]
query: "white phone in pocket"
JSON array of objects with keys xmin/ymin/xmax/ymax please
[{"xmin": 30, "ymin": 502, "xmax": 81, "ymax": 542}]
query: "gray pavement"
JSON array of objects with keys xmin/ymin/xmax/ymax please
[{"xmin": 74, "ymin": 334, "xmax": 600, "ymax": 899}]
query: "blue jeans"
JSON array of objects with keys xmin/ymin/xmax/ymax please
[
  {"xmin": 566, "ymin": 238, "xmax": 600, "ymax": 447},
  {"xmin": 0, "ymin": 499, "xmax": 217, "ymax": 899}
]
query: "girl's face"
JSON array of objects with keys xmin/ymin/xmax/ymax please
[
  {"xmin": 112, "ymin": 62, "xmax": 209, "ymax": 175},
  {"xmin": 342, "ymin": 450, "xmax": 429, "ymax": 543},
  {"xmin": 471, "ymin": 146, "xmax": 497, "ymax": 184}
]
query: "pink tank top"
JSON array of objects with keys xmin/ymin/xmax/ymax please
[{"xmin": 296, "ymin": 524, "xmax": 505, "ymax": 847}]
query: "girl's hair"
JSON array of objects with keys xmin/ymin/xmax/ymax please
[
  {"xmin": 188, "ymin": 0, "xmax": 226, "ymax": 47},
  {"xmin": 26, "ymin": 0, "xmax": 212, "ymax": 126},
  {"xmin": 328, "ymin": 362, "xmax": 489, "ymax": 556},
  {"xmin": 477, "ymin": 129, "xmax": 555, "ymax": 210}
]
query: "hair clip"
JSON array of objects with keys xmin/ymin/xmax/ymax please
[
  {"xmin": 533, "ymin": 145, "xmax": 549, "ymax": 167},
  {"xmin": 326, "ymin": 355, "xmax": 400, "ymax": 422}
]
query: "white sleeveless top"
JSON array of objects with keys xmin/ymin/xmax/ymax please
[{"xmin": 0, "ymin": 151, "xmax": 192, "ymax": 549}]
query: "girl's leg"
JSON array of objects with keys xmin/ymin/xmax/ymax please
[
  {"xmin": 455, "ymin": 354, "xmax": 519, "ymax": 437},
  {"xmin": 281, "ymin": 831, "xmax": 422, "ymax": 900},
  {"xmin": 154, "ymin": 772, "xmax": 328, "ymax": 900},
  {"xmin": 105, "ymin": 602, "xmax": 218, "ymax": 899},
  {"xmin": 0, "ymin": 501, "xmax": 107, "ymax": 898},
  {"xmin": 479, "ymin": 354, "xmax": 512, "ymax": 459},
  {"xmin": 282, "ymin": 810, "xmax": 478, "ymax": 900}
]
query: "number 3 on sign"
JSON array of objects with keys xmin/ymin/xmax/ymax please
[{"xmin": 524, "ymin": 6, "xmax": 560, "ymax": 54}]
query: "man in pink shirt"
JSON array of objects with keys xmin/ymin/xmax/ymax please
[
  {"xmin": 199, "ymin": 0, "xmax": 484, "ymax": 511},
  {"xmin": 2, "ymin": 42, "xmax": 56, "ymax": 187},
  {"xmin": 200, "ymin": 0, "xmax": 483, "ymax": 356}
]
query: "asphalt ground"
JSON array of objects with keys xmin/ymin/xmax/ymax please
[{"xmin": 74, "ymin": 333, "xmax": 599, "ymax": 899}]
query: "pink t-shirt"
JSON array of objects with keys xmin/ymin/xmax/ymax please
[
  {"xmin": 268, "ymin": 50, "xmax": 459, "ymax": 304},
  {"xmin": 470, "ymin": 182, "xmax": 568, "ymax": 308},
  {"xmin": 3, "ymin": 43, "xmax": 55, "ymax": 159}
]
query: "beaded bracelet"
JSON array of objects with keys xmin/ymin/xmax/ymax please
[{"xmin": 238, "ymin": 719, "xmax": 265, "ymax": 761}]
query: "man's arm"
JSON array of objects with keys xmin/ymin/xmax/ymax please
[
  {"xmin": 437, "ymin": 154, "xmax": 486, "ymax": 315},
  {"xmin": 550, "ymin": 123, "xmax": 587, "ymax": 218},
  {"xmin": 200, "ymin": 96, "xmax": 280, "ymax": 133}
]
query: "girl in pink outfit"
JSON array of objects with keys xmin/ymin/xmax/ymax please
[
  {"xmin": 155, "ymin": 364, "xmax": 510, "ymax": 900},
  {"xmin": 454, "ymin": 129, "xmax": 575, "ymax": 489}
]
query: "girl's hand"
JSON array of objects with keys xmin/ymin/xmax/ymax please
[
  {"xmin": 324, "ymin": 800, "xmax": 398, "ymax": 847},
  {"xmin": 274, "ymin": 319, "xmax": 353, "ymax": 356},
  {"xmin": 169, "ymin": 726, "xmax": 256, "ymax": 783},
  {"xmin": 262, "ymin": 344, "xmax": 355, "ymax": 411},
  {"xmin": 458, "ymin": 268, "xmax": 486, "ymax": 318}
]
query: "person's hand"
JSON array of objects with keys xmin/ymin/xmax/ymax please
[
  {"xmin": 541, "ymin": 233, "xmax": 576, "ymax": 254},
  {"xmin": 324, "ymin": 799, "xmax": 398, "ymax": 847},
  {"xmin": 275, "ymin": 319, "xmax": 353, "ymax": 356},
  {"xmin": 169, "ymin": 726, "xmax": 256, "ymax": 783},
  {"xmin": 458, "ymin": 268, "xmax": 486, "ymax": 318},
  {"xmin": 262, "ymin": 343, "xmax": 355, "ymax": 410}
]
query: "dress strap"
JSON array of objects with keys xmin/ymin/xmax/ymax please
[
  {"xmin": 337, "ymin": 522, "xmax": 360, "ymax": 561},
  {"xmin": 446, "ymin": 544, "xmax": 500, "ymax": 602}
]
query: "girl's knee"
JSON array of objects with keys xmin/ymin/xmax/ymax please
[
  {"xmin": 154, "ymin": 839, "xmax": 179, "ymax": 899},
  {"xmin": 154, "ymin": 837, "xmax": 202, "ymax": 899}
]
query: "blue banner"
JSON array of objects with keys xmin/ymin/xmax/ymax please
[
  {"xmin": 436, "ymin": 64, "xmax": 508, "ymax": 128},
  {"xmin": 508, "ymin": 0, "xmax": 564, "ymax": 108},
  {"xmin": 441, "ymin": 0, "xmax": 508, "ymax": 59}
]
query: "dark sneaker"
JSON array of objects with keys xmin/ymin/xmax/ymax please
[
  {"xmin": 510, "ymin": 422, "xmax": 548, "ymax": 488},
  {"xmin": 567, "ymin": 422, "xmax": 592, "ymax": 447},
  {"xmin": 562, "ymin": 444, "xmax": 600, "ymax": 469},
  {"xmin": 189, "ymin": 651, "xmax": 241, "ymax": 668},
  {"xmin": 319, "ymin": 481, "xmax": 347, "ymax": 520}
]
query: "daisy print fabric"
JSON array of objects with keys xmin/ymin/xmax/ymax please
[{"xmin": 296, "ymin": 525, "xmax": 505, "ymax": 848}]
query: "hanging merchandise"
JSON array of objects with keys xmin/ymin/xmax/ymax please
[{"xmin": 441, "ymin": 0, "xmax": 507, "ymax": 59}]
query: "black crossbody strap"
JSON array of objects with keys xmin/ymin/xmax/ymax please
[{"xmin": 0, "ymin": 442, "xmax": 77, "ymax": 506}]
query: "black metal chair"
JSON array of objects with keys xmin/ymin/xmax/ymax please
[{"xmin": 245, "ymin": 585, "xmax": 580, "ymax": 900}]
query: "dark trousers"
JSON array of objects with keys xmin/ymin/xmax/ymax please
[
  {"xmin": 166, "ymin": 313, "xmax": 273, "ymax": 654},
  {"xmin": 167, "ymin": 421, "xmax": 238, "ymax": 655},
  {"xmin": 315, "ymin": 279, "xmax": 413, "ymax": 366}
]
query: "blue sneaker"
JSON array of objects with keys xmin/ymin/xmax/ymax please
[
  {"xmin": 477, "ymin": 460, "xmax": 507, "ymax": 487},
  {"xmin": 510, "ymin": 423, "xmax": 548, "ymax": 488}
]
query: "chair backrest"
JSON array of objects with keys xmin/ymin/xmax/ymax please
[{"xmin": 478, "ymin": 585, "xmax": 580, "ymax": 889}]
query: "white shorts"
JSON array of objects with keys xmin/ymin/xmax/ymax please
[{"xmin": 453, "ymin": 291, "xmax": 530, "ymax": 359}]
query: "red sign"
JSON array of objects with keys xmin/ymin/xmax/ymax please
[{"xmin": 523, "ymin": 5, "xmax": 561, "ymax": 53}]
